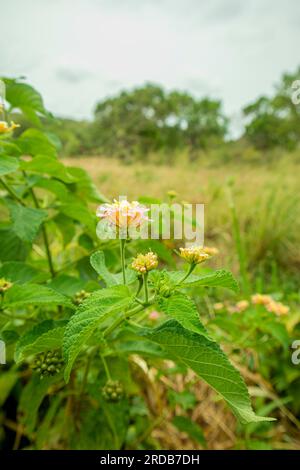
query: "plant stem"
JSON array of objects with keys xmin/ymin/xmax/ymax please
[
  {"xmin": 0, "ymin": 178, "xmax": 24, "ymax": 205},
  {"xmin": 103, "ymin": 304, "xmax": 144, "ymax": 338},
  {"xmin": 23, "ymin": 171, "xmax": 55, "ymax": 278},
  {"xmin": 120, "ymin": 238, "xmax": 127, "ymax": 284},
  {"xmin": 177, "ymin": 263, "xmax": 196, "ymax": 285},
  {"xmin": 143, "ymin": 273, "xmax": 149, "ymax": 303},
  {"xmin": 135, "ymin": 277, "xmax": 143, "ymax": 297},
  {"xmin": 101, "ymin": 355, "xmax": 111, "ymax": 380}
]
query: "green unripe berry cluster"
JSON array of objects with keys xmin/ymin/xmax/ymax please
[
  {"xmin": 102, "ymin": 380, "xmax": 124, "ymax": 403},
  {"xmin": 31, "ymin": 350, "xmax": 64, "ymax": 379},
  {"xmin": 74, "ymin": 290, "xmax": 91, "ymax": 305}
]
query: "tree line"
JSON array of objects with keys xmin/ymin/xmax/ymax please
[{"xmin": 14, "ymin": 67, "xmax": 300, "ymax": 159}]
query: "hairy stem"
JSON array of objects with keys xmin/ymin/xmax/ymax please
[{"xmin": 103, "ymin": 304, "xmax": 144, "ymax": 338}]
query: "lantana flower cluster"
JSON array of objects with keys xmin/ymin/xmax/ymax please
[
  {"xmin": 179, "ymin": 245, "xmax": 218, "ymax": 265},
  {"xmin": 131, "ymin": 251, "xmax": 158, "ymax": 274},
  {"xmin": 214, "ymin": 293, "xmax": 289, "ymax": 316},
  {"xmin": 97, "ymin": 199, "xmax": 150, "ymax": 230}
]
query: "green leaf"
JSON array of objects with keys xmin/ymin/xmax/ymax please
[
  {"xmin": 47, "ymin": 274, "xmax": 87, "ymax": 297},
  {"xmin": 17, "ymin": 129, "xmax": 57, "ymax": 158},
  {"xmin": 15, "ymin": 319, "xmax": 67, "ymax": 363},
  {"xmin": 143, "ymin": 320, "xmax": 274, "ymax": 424},
  {"xmin": 160, "ymin": 293, "xmax": 211, "ymax": 339},
  {"xmin": 53, "ymin": 213, "xmax": 76, "ymax": 245},
  {"xmin": 172, "ymin": 416, "xmax": 206, "ymax": 446},
  {"xmin": 0, "ymin": 371, "xmax": 18, "ymax": 406},
  {"xmin": 63, "ymin": 285, "xmax": 132, "ymax": 382},
  {"xmin": 0, "ymin": 155, "xmax": 19, "ymax": 176},
  {"xmin": 4, "ymin": 79, "xmax": 49, "ymax": 125},
  {"xmin": 0, "ymin": 141, "xmax": 22, "ymax": 157},
  {"xmin": 33, "ymin": 176, "xmax": 70, "ymax": 201},
  {"xmin": 19, "ymin": 374, "xmax": 62, "ymax": 434},
  {"xmin": 0, "ymin": 227, "xmax": 30, "ymax": 262},
  {"xmin": 3, "ymin": 283, "xmax": 74, "ymax": 309},
  {"xmin": 90, "ymin": 250, "xmax": 137, "ymax": 286},
  {"xmin": 67, "ymin": 167, "xmax": 109, "ymax": 203},
  {"xmin": 170, "ymin": 269, "xmax": 239, "ymax": 293},
  {"xmin": 21, "ymin": 155, "xmax": 78, "ymax": 183},
  {"xmin": 90, "ymin": 251, "xmax": 118, "ymax": 287},
  {"xmin": 59, "ymin": 201, "xmax": 97, "ymax": 233},
  {"xmin": 0, "ymin": 261, "xmax": 46, "ymax": 284},
  {"xmin": 6, "ymin": 200, "xmax": 47, "ymax": 243}
]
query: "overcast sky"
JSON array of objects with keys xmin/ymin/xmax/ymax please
[{"xmin": 2, "ymin": 0, "xmax": 300, "ymax": 132}]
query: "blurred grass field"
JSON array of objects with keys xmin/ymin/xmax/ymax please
[{"xmin": 64, "ymin": 154, "xmax": 300, "ymax": 289}]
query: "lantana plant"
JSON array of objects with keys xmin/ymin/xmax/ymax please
[{"xmin": 0, "ymin": 78, "xmax": 273, "ymax": 450}]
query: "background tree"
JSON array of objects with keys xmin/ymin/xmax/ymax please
[
  {"xmin": 90, "ymin": 84, "xmax": 228, "ymax": 159},
  {"xmin": 243, "ymin": 67, "xmax": 300, "ymax": 151}
]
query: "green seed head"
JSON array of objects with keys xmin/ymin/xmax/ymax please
[{"xmin": 102, "ymin": 380, "xmax": 124, "ymax": 403}]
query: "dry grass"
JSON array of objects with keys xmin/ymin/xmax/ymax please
[{"xmin": 64, "ymin": 155, "xmax": 300, "ymax": 279}]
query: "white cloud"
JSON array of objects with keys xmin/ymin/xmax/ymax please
[{"xmin": 2, "ymin": 0, "xmax": 300, "ymax": 126}]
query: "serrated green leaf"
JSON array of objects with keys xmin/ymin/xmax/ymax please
[
  {"xmin": 67, "ymin": 166, "xmax": 109, "ymax": 203},
  {"xmin": 0, "ymin": 155, "xmax": 19, "ymax": 176},
  {"xmin": 4, "ymin": 283, "xmax": 74, "ymax": 309},
  {"xmin": 15, "ymin": 319, "xmax": 67, "ymax": 363},
  {"xmin": 160, "ymin": 293, "xmax": 211, "ymax": 339},
  {"xmin": 59, "ymin": 201, "xmax": 97, "ymax": 233},
  {"xmin": 90, "ymin": 250, "xmax": 137, "ymax": 286},
  {"xmin": 0, "ymin": 261, "xmax": 46, "ymax": 284},
  {"xmin": 6, "ymin": 200, "xmax": 47, "ymax": 243},
  {"xmin": 90, "ymin": 251, "xmax": 118, "ymax": 287},
  {"xmin": 4, "ymin": 79, "xmax": 49, "ymax": 125},
  {"xmin": 18, "ymin": 129, "xmax": 57, "ymax": 158},
  {"xmin": 170, "ymin": 269, "xmax": 239, "ymax": 292},
  {"xmin": 33, "ymin": 176, "xmax": 70, "ymax": 201},
  {"xmin": 21, "ymin": 155, "xmax": 78, "ymax": 183},
  {"xmin": 143, "ymin": 320, "xmax": 274, "ymax": 424},
  {"xmin": 0, "ymin": 226, "xmax": 30, "ymax": 262},
  {"xmin": 47, "ymin": 274, "xmax": 87, "ymax": 297},
  {"xmin": 63, "ymin": 285, "xmax": 132, "ymax": 382}
]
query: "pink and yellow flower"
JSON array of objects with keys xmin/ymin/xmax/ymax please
[{"xmin": 97, "ymin": 199, "xmax": 150, "ymax": 230}]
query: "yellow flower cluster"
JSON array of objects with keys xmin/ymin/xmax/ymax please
[
  {"xmin": 131, "ymin": 251, "xmax": 158, "ymax": 274},
  {"xmin": 251, "ymin": 293, "xmax": 289, "ymax": 316},
  {"xmin": 0, "ymin": 278, "xmax": 13, "ymax": 293},
  {"xmin": 179, "ymin": 245, "xmax": 218, "ymax": 265},
  {"xmin": 0, "ymin": 120, "xmax": 20, "ymax": 134}
]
